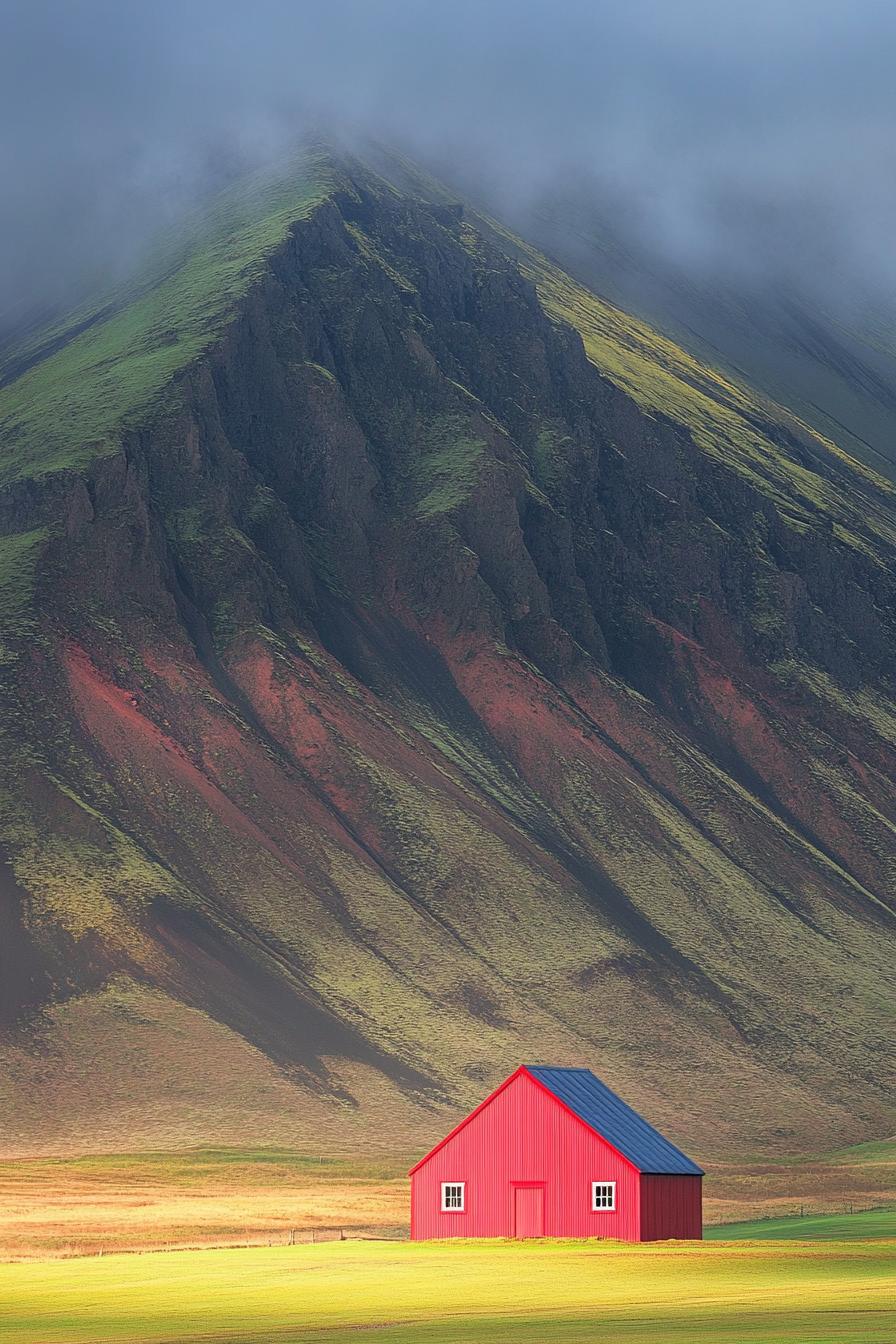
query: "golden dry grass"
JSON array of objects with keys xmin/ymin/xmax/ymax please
[
  {"xmin": 0, "ymin": 1141, "xmax": 890, "ymax": 1261},
  {"xmin": 703, "ymin": 1140, "xmax": 895, "ymax": 1226},
  {"xmin": 0, "ymin": 1151, "xmax": 408, "ymax": 1259}
]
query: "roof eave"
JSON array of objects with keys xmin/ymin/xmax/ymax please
[{"xmin": 641, "ymin": 1165, "xmax": 705, "ymax": 1177}]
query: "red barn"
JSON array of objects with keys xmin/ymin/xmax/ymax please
[{"xmin": 410, "ymin": 1065, "xmax": 703, "ymax": 1241}]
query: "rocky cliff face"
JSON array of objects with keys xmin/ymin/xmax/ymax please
[{"xmin": 0, "ymin": 163, "xmax": 893, "ymax": 1158}]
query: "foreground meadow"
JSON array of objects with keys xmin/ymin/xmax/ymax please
[{"xmin": 0, "ymin": 1237, "xmax": 892, "ymax": 1344}]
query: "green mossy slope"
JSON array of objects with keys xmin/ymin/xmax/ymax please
[{"xmin": 0, "ymin": 152, "xmax": 334, "ymax": 485}]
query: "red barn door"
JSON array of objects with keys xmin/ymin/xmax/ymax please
[{"xmin": 513, "ymin": 1184, "xmax": 545, "ymax": 1238}]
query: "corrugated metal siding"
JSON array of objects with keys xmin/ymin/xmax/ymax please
[
  {"xmin": 526, "ymin": 1067, "xmax": 703, "ymax": 1175},
  {"xmin": 639, "ymin": 1174, "xmax": 703, "ymax": 1240},
  {"xmin": 411, "ymin": 1070, "xmax": 642, "ymax": 1241}
]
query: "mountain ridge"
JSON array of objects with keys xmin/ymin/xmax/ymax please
[{"xmin": 502, "ymin": 186, "xmax": 896, "ymax": 484}]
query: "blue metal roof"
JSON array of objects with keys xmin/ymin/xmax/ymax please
[{"xmin": 526, "ymin": 1066, "xmax": 703, "ymax": 1175}]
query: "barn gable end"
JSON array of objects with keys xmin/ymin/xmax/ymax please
[{"xmin": 410, "ymin": 1065, "xmax": 702, "ymax": 1242}]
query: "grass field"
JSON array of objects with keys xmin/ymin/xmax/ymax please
[
  {"xmin": 0, "ymin": 1238, "xmax": 892, "ymax": 1343},
  {"xmin": 0, "ymin": 1140, "xmax": 891, "ymax": 1259},
  {"xmin": 0, "ymin": 1150, "xmax": 409, "ymax": 1259},
  {"xmin": 708, "ymin": 1207, "xmax": 896, "ymax": 1241}
]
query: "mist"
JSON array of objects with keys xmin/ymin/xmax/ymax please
[{"xmin": 3, "ymin": 0, "xmax": 896, "ymax": 331}]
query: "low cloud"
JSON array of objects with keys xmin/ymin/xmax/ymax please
[{"xmin": 3, "ymin": 0, "xmax": 895, "ymax": 331}]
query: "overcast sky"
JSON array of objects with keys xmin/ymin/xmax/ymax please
[{"xmin": 2, "ymin": 0, "xmax": 895, "ymax": 327}]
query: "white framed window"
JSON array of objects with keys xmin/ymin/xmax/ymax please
[
  {"xmin": 441, "ymin": 1182, "xmax": 465, "ymax": 1212},
  {"xmin": 592, "ymin": 1181, "xmax": 616, "ymax": 1211}
]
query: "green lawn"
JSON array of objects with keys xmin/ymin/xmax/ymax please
[
  {"xmin": 707, "ymin": 1206, "xmax": 896, "ymax": 1241},
  {"xmin": 0, "ymin": 1238, "xmax": 892, "ymax": 1343}
]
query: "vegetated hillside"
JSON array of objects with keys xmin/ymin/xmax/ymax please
[
  {"xmin": 501, "ymin": 186, "xmax": 896, "ymax": 484},
  {"xmin": 0, "ymin": 148, "xmax": 893, "ymax": 1160}
]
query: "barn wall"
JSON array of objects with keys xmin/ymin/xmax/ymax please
[
  {"xmin": 410, "ymin": 1070, "xmax": 641, "ymax": 1240},
  {"xmin": 639, "ymin": 1174, "xmax": 702, "ymax": 1240}
]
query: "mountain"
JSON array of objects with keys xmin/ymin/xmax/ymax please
[
  {"xmin": 493, "ymin": 184, "xmax": 896, "ymax": 484},
  {"xmin": 0, "ymin": 146, "xmax": 893, "ymax": 1160}
]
